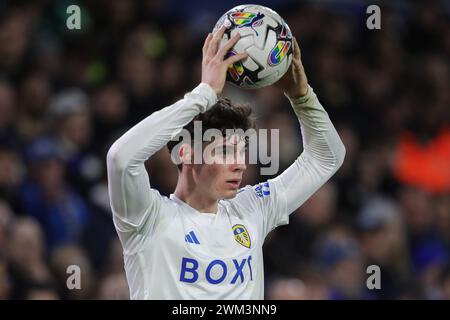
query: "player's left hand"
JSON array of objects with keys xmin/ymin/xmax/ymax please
[{"xmin": 276, "ymin": 37, "xmax": 308, "ymax": 99}]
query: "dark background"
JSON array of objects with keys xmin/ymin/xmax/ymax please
[{"xmin": 0, "ymin": 0, "xmax": 449, "ymax": 299}]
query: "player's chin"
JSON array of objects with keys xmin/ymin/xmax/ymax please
[{"xmin": 220, "ymin": 188, "xmax": 239, "ymax": 199}]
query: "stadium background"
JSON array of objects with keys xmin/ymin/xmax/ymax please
[{"xmin": 0, "ymin": 0, "xmax": 449, "ymax": 299}]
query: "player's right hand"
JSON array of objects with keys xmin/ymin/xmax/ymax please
[{"xmin": 201, "ymin": 26, "xmax": 248, "ymax": 95}]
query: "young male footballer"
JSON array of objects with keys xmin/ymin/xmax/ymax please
[{"xmin": 107, "ymin": 26, "xmax": 346, "ymax": 299}]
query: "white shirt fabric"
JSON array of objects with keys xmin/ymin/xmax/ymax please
[{"xmin": 106, "ymin": 83, "xmax": 346, "ymax": 300}]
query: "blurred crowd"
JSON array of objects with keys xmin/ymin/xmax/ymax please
[{"xmin": 0, "ymin": 0, "xmax": 449, "ymax": 300}]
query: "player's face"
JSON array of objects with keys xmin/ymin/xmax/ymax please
[{"xmin": 194, "ymin": 134, "xmax": 247, "ymax": 200}]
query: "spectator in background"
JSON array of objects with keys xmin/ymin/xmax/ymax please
[
  {"xmin": 25, "ymin": 284, "xmax": 60, "ymax": 300},
  {"xmin": 0, "ymin": 0, "xmax": 448, "ymax": 300},
  {"xmin": 0, "ymin": 80, "xmax": 18, "ymax": 146},
  {"xmin": 356, "ymin": 196, "xmax": 411, "ymax": 299},
  {"xmin": 117, "ymin": 24, "xmax": 161, "ymax": 122},
  {"xmin": 7, "ymin": 217, "xmax": 55, "ymax": 299},
  {"xmin": 0, "ymin": 200, "xmax": 14, "ymax": 258},
  {"xmin": 20, "ymin": 137, "xmax": 90, "ymax": 251},
  {"xmin": 314, "ymin": 227, "xmax": 371, "ymax": 300},
  {"xmin": 0, "ymin": 201, "xmax": 14, "ymax": 299},
  {"xmin": 0, "ymin": 6, "xmax": 32, "ymax": 76},
  {"xmin": 435, "ymin": 195, "xmax": 450, "ymax": 245},
  {"xmin": 50, "ymin": 244, "xmax": 95, "ymax": 299},
  {"xmin": 16, "ymin": 72, "xmax": 51, "ymax": 142},
  {"xmin": 438, "ymin": 265, "xmax": 450, "ymax": 300},
  {"xmin": 95, "ymin": 238, "xmax": 128, "ymax": 300},
  {"xmin": 91, "ymin": 83, "xmax": 130, "ymax": 157},
  {"xmin": 393, "ymin": 126, "xmax": 450, "ymax": 194},
  {"xmin": 264, "ymin": 182, "xmax": 339, "ymax": 276},
  {"xmin": 48, "ymin": 89, "xmax": 102, "ymax": 194},
  {"xmin": 100, "ymin": 238, "xmax": 125, "ymax": 276},
  {"xmin": 0, "ymin": 147, "xmax": 24, "ymax": 214},
  {"xmin": 266, "ymin": 277, "xmax": 307, "ymax": 300},
  {"xmin": 398, "ymin": 186, "xmax": 449, "ymax": 299},
  {"xmin": 0, "ymin": 257, "xmax": 11, "ymax": 299},
  {"xmin": 267, "ymin": 266, "xmax": 330, "ymax": 300}
]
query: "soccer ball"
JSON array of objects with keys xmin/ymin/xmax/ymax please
[{"xmin": 213, "ymin": 4, "xmax": 293, "ymax": 89}]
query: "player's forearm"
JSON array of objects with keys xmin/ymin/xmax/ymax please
[
  {"xmin": 107, "ymin": 83, "xmax": 217, "ymax": 171},
  {"xmin": 276, "ymin": 85, "xmax": 345, "ymax": 213},
  {"xmin": 289, "ymin": 85, "xmax": 346, "ymax": 170}
]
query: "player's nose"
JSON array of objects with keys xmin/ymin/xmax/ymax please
[{"xmin": 231, "ymin": 161, "xmax": 246, "ymax": 172}]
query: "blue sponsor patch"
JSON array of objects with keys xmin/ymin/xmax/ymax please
[{"xmin": 253, "ymin": 182, "xmax": 270, "ymax": 198}]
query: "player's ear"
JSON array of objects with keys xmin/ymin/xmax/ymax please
[{"xmin": 179, "ymin": 143, "xmax": 193, "ymax": 167}]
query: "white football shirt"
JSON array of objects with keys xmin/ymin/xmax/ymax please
[{"xmin": 106, "ymin": 83, "xmax": 345, "ymax": 299}]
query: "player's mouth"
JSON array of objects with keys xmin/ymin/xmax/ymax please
[{"xmin": 226, "ymin": 179, "xmax": 241, "ymax": 189}]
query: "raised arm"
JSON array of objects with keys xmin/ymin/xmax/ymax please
[
  {"xmin": 106, "ymin": 27, "xmax": 247, "ymax": 230},
  {"xmin": 274, "ymin": 38, "xmax": 346, "ymax": 214},
  {"xmin": 106, "ymin": 84, "xmax": 216, "ymax": 230}
]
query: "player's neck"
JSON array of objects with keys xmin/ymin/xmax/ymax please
[
  {"xmin": 174, "ymin": 177, "xmax": 218, "ymax": 214},
  {"xmin": 174, "ymin": 188, "xmax": 219, "ymax": 214}
]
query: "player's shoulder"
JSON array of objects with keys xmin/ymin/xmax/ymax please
[
  {"xmin": 225, "ymin": 181, "xmax": 273, "ymax": 208},
  {"xmin": 237, "ymin": 181, "xmax": 273, "ymax": 199},
  {"xmin": 148, "ymin": 189, "xmax": 182, "ymax": 216}
]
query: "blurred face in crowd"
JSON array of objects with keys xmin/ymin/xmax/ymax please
[
  {"xmin": 399, "ymin": 187, "xmax": 435, "ymax": 234},
  {"xmin": 19, "ymin": 73, "xmax": 50, "ymax": 116},
  {"xmin": 361, "ymin": 227, "xmax": 392, "ymax": 264},
  {"xmin": 32, "ymin": 158, "xmax": 65, "ymax": 198},
  {"xmin": 267, "ymin": 274, "xmax": 329, "ymax": 300},
  {"xmin": 266, "ymin": 278, "xmax": 306, "ymax": 300},
  {"xmin": 0, "ymin": 10, "xmax": 30, "ymax": 70},
  {"xmin": 299, "ymin": 275, "xmax": 329, "ymax": 300},
  {"xmin": 161, "ymin": 56, "xmax": 186, "ymax": 94},
  {"xmin": 318, "ymin": 228, "xmax": 365, "ymax": 298},
  {"xmin": 0, "ymin": 149, "xmax": 22, "ymax": 189},
  {"xmin": 8, "ymin": 218, "xmax": 44, "ymax": 269},
  {"xmin": 329, "ymin": 254, "xmax": 364, "ymax": 297},
  {"xmin": 93, "ymin": 84, "xmax": 128, "ymax": 125},
  {"xmin": 26, "ymin": 288, "xmax": 59, "ymax": 300},
  {"xmin": 119, "ymin": 51, "xmax": 155, "ymax": 97},
  {"xmin": 57, "ymin": 111, "xmax": 92, "ymax": 148},
  {"xmin": 360, "ymin": 216, "xmax": 406, "ymax": 266},
  {"xmin": 180, "ymin": 134, "xmax": 247, "ymax": 201},
  {"xmin": 0, "ymin": 201, "xmax": 13, "ymax": 256},
  {"xmin": 109, "ymin": 0, "xmax": 136, "ymax": 27}
]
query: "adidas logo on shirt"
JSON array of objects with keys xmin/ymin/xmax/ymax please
[{"xmin": 185, "ymin": 230, "xmax": 200, "ymax": 244}]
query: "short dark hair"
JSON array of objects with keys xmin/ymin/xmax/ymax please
[{"xmin": 167, "ymin": 97, "xmax": 255, "ymax": 170}]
